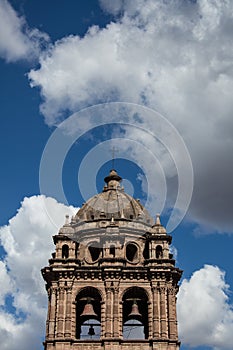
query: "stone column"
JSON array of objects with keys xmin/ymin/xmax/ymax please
[
  {"xmin": 113, "ymin": 283, "xmax": 119, "ymax": 337},
  {"xmin": 168, "ymin": 287, "xmax": 177, "ymax": 340},
  {"xmin": 119, "ymin": 300, "xmax": 123, "ymax": 338},
  {"xmin": 56, "ymin": 286, "xmax": 65, "ymax": 337},
  {"xmin": 64, "ymin": 287, "xmax": 72, "ymax": 338},
  {"xmin": 47, "ymin": 287, "xmax": 57, "ymax": 339},
  {"xmin": 151, "ymin": 284, "xmax": 160, "ymax": 338},
  {"xmin": 105, "ymin": 282, "xmax": 112, "ymax": 337},
  {"xmin": 160, "ymin": 286, "xmax": 168, "ymax": 339},
  {"xmin": 101, "ymin": 301, "xmax": 105, "ymax": 338}
]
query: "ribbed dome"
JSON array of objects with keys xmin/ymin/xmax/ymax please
[{"xmin": 75, "ymin": 169, "xmax": 153, "ymax": 225}]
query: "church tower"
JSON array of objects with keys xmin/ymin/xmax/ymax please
[{"xmin": 42, "ymin": 169, "xmax": 182, "ymax": 350}]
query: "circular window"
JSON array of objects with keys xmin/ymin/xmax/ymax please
[
  {"xmin": 86, "ymin": 243, "xmax": 102, "ymax": 263},
  {"xmin": 126, "ymin": 243, "xmax": 139, "ymax": 263}
]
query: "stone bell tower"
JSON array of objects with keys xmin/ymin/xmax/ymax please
[{"xmin": 42, "ymin": 169, "xmax": 182, "ymax": 350}]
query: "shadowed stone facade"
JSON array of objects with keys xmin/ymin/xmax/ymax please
[{"xmin": 42, "ymin": 170, "xmax": 182, "ymax": 350}]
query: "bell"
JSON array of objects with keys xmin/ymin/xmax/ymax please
[
  {"xmin": 80, "ymin": 301, "xmax": 98, "ymax": 319},
  {"xmin": 128, "ymin": 300, "xmax": 142, "ymax": 320},
  {"xmin": 88, "ymin": 324, "xmax": 95, "ymax": 336}
]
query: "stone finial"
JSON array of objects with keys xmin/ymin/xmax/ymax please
[
  {"xmin": 104, "ymin": 169, "xmax": 122, "ymax": 190},
  {"xmin": 155, "ymin": 213, "xmax": 161, "ymax": 226},
  {"xmin": 65, "ymin": 214, "xmax": 69, "ymax": 225}
]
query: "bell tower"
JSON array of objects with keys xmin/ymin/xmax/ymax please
[{"xmin": 42, "ymin": 169, "xmax": 182, "ymax": 350}]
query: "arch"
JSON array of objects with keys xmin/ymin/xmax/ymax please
[
  {"xmin": 120, "ymin": 286, "xmax": 150, "ymax": 301},
  {"xmin": 126, "ymin": 243, "xmax": 139, "ymax": 262},
  {"xmin": 122, "ymin": 287, "xmax": 149, "ymax": 339},
  {"xmin": 75, "ymin": 242, "xmax": 79, "ymax": 259},
  {"xmin": 109, "ymin": 245, "xmax": 115, "ymax": 257},
  {"xmin": 156, "ymin": 245, "xmax": 163, "ymax": 259},
  {"xmin": 143, "ymin": 240, "xmax": 149, "ymax": 259},
  {"xmin": 76, "ymin": 286, "xmax": 104, "ymax": 300},
  {"xmin": 88, "ymin": 243, "xmax": 102, "ymax": 262},
  {"xmin": 62, "ymin": 244, "xmax": 69, "ymax": 259},
  {"xmin": 76, "ymin": 287, "xmax": 102, "ymax": 340}
]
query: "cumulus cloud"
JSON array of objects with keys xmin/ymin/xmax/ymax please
[
  {"xmin": 27, "ymin": 0, "xmax": 233, "ymax": 233},
  {"xmin": 0, "ymin": 0, "xmax": 49, "ymax": 62},
  {"xmin": 178, "ymin": 265, "xmax": 233, "ymax": 349},
  {"xmin": 0, "ymin": 195, "xmax": 77, "ymax": 350}
]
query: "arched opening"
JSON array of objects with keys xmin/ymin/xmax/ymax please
[
  {"xmin": 126, "ymin": 243, "xmax": 138, "ymax": 262},
  {"xmin": 156, "ymin": 245, "xmax": 163, "ymax": 259},
  {"xmin": 122, "ymin": 287, "xmax": 148, "ymax": 339},
  {"xmin": 75, "ymin": 243, "xmax": 79, "ymax": 259},
  {"xmin": 109, "ymin": 245, "xmax": 115, "ymax": 257},
  {"xmin": 76, "ymin": 287, "xmax": 102, "ymax": 340},
  {"xmin": 62, "ymin": 244, "xmax": 69, "ymax": 259},
  {"xmin": 88, "ymin": 245, "xmax": 101, "ymax": 262},
  {"xmin": 143, "ymin": 241, "xmax": 149, "ymax": 259}
]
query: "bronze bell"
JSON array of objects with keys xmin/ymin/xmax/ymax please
[
  {"xmin": 80, "ymin": 301, "xmax": 98, "ymax": 319},
  {"xmin": 128, "ymin": 300, "xmax": 142, "ymax": 320},
  {"xmin": 88, "ymin": 324, "xmax": 95, "ymax": 336}
]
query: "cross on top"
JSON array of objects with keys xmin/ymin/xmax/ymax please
[{"xmin": 111, "ymin": 146, "xmax": 118, "ymax": 169}]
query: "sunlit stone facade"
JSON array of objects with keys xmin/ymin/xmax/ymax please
[{"xmin": 42, "ymin": 170, "xmax": 182, "ymax": 350}]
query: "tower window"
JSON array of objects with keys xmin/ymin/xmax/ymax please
[
  {"xmin": 76, "ymin": 287, "xmax": 101, "ymax": 340},
  {"xmin": 143, "ymin": 241, "xmax": 149, "ymax": 259},
  {"xmin": 75, "ymin": 243, "xmax": 79, "ymax": 259},
  {"xmin": 126, "ymin": 243, "xmax": 138, "ymax": 262},
  {"xmin": 88, "ymin": 246, "xmax": 101, "ymax": 262},
  {"xmin": 122, "ymin": 287, "xmax": 148, "ymax": 339},
  {"xmin": 156, "ymin": 245, "xmax": 163, "ymax": 259},
  {"xmin": 62, "ymin": 244, "xmax": 69, "ymax": 259},
  {"xmin": 109, "ymin": 245, "xmax": 115, "ymax": 257}
]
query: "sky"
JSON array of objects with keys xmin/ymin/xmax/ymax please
[{"xmin": 0, "ymin": 0, "xmax": 233, "ymax": 349}]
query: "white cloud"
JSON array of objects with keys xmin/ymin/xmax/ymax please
[
  {"xmin": 178, "ymin": 265, "xmax": 233, "ymax": 349},
  {"xmin": 0, "ymin": 0, "xmax": 49, "ymax": 62},
  {"xmin": 27, "ymin": 0, "xmax": 233, "ymax": 233},
  {"xmin": 0, "ymin": 195, "xmax": 77, "ymax": 350}
]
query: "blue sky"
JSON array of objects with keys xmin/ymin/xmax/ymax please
[{"xmin": 0, "ymin": 1, "xmax": 233, "ymax": 349}]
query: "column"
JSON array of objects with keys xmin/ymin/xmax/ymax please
[
  {"xmin": 105, "ymin": 282, "xmax": 112, "ymax": 337},
  {"xmin": 168, "ymin": 287, "xmax": 177, "ymax": 340},
  {"xmin": 47, "ymin": 287, "xmax": 57, "ymax": 339},
  {"xmin": 152, "ymin": 284, "xmax": 160, "ymax": 338},
  {"xmin": 113, "ymin": 283, "xmax": 119, "ymax": 337},
  {"xmin": 64, "ymin": 287, "xmax": 72, "ymax": 338},
  {"xmin": 160, "ymin": 286, "xmax": 168, "ymax": 338},
  {"xmin": 56, "ymin": 286, "xmax": 65, "ymax": 337},
  {"xmin": 101, "ymin": 301, "xmax": 105, "ymax": 338}
]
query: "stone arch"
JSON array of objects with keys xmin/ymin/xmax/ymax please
[
  {"xmin": 121, "ymin": 286, "xmax": 149, "ymax": 339},
  {"xmin": 156, "ymin": 245, "xmax": 163, "ymax": 259},
  {"xmin": 76, "ymin": 287, "xmax": 102, "ymax": 340},
  {"xmin": 62, "ymin": 244, "xmax": 69, "ymax": 259}
]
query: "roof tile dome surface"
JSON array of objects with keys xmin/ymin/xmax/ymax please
[{"xmin": 75, "ymin": 169, "xmax": 153, "ymax": 225}]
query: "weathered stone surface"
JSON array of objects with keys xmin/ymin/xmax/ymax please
[{"xmin": 42, "ymin": 170, "xmax": 182, "ymax": 350}]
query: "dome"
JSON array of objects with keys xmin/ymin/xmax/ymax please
[{"xmin": 75, "ymin": 169, "xmax": 153, "ymax": 226}]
